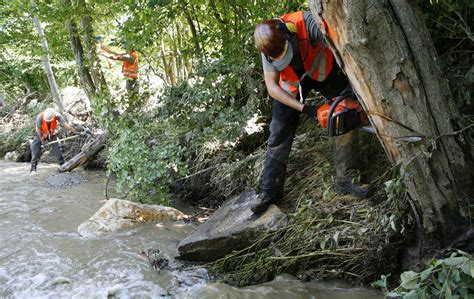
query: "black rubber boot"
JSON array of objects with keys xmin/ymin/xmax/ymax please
[
  {"xmin": 251, "ymin": 156, "xmax": 287, "ymax": 214},
  {"xmin": 30, "ymin": 163, "xmax": 37, "ymax": 173},
  {"xmin": 334, "ymin": 130, "xmax": 371, "ymax": 198},
  {"xmin": 250, "ymin": 192, "xmax": 274, "ymax": 214},
  {"xmin": 335, "ymin": 180, "xmax": 371, "ymax": 198}
]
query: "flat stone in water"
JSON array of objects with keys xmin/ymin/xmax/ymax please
[
  {"xmin": 177, "ymin": 190, "xmax": 288, "ymax": 262},
  {"xmin": 45, "ymin": 171, "xmax": 88, "ymax": 188}
]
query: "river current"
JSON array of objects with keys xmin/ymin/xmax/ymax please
[{"xmin": 0, "ymin": 160, "xmax": 381, "ymax": 298}]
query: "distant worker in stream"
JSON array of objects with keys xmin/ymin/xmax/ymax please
[
  {"xmin": 97, "ymin": 37, "xmax": 139, "ymax": 95},
  {"xmin": 251, "ymin": 11, "xmax": 370, "ymax": 214},
  {"xmin": 30, "ymin": 108, "xmax": 76, "ymax": 173}
]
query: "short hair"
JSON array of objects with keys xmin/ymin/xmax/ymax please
[{"xmin": 254, "ymin": 19, "xmax": 287, "ymax": 58}]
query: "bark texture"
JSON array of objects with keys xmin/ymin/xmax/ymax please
[{"xmin": 309, "ymin": 0, "xmax": 473, "ymax": 254}]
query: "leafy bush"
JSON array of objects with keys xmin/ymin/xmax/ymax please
[
  {"xmin": 159, "ymin": 58, "xmax": 264, "ymax": 155},
  {"xmin": 373, "ymin": 251, "xmax": 474, "ymax": 298},
  {"xmin": 0, "ymin": 123, "xmax": 33, "ymax": 157},
  {"xmin": 99, "ymin": 57, "xmax": 265, "ymax": 203},
  {"xmin": 107, "ymin": 115, "xmax": 187, "ymax": 204}
]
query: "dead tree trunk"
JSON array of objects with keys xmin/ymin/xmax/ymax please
[
  {"xmin": 309, "ymin": 0, "xmax": 473, "ymax": 257},
  {"xmin": 59, "ymin": 131, "xmax": 108, "ymax": 172},
  {"xmin": 33, "ymin": 15, "xmax": 67, "ymax": 120}
]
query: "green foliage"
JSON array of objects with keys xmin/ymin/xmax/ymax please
[
  {"xmin": 373, "ymin": 251, "xmax": 474, "ymax": 298},
  {"xmin": 419, "ymin": 0, "xmax": 474, "ymax": 113},
  {"xmin": 89, "ymin": 86, "xmax": 185, "ymax": 203},
  {"xmin": 81, "ymin": 0, "xmax": 307, "ymax": 203},
  {"xmin": 384, "ymin": 173, "xmax": 406, "ymax": 203},
  {"xmin": 95, "ymin": 56, "xmax": 265, "ymax": 202},
  {"xmin": 0, "ymin": 0, "xmax": 78, "ymax": 96},
  {"xmin": 0, "ymin": 100, "xmax": 48, "ymax": 157},
  {"xmin": 106, "ymin": 111, "xmax": 187, "ymax": 204},
  {"xmin": 0, "ymin": 122, "xmax": 33, "ymax": 157},
  {"xmin": 160, "ymin": 58, "xmax": 263, "ymax": 154}
]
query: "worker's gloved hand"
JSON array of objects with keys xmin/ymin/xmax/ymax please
[
  {"xmin": 302, "ymin": 104, "xmax": 318, "ymax": 120},
  {"xmin": 42, "ymin": 140, "xmax": 49, "ymax": 148}
]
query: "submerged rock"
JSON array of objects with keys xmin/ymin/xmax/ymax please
[
  {"xmin": 46, "ymin": 172, "xmax": 87, "ymax": 188},
  {"xmin": 177, "ymin": 190, "xmax": 288, "ymax": 262},
  {"xmin": 78, "ymin": 198, "xmax": 186, "ymax": 237}
]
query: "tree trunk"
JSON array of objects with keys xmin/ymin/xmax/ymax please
[
  {"xmin": 33, "ymin": 15, "xmax": 67, "ymax": 120},
  {"xmin": 64, "ymin": 0, "xmax": 97, "ymax": 99},
  {"xmin": 79, "ymin": 7, "xmax": 108, "ymax": 94},
  {"xmin": 161, "ymin": 40, "xmax": 175, "ymax": 85},
  {"xmin": 58, "ymin": 131, "xmax": 108, "ymax": 172},
  {"xmin": 184, "ymin": 9, "xmax": 201, "ymax": 58},
  {"xmin": 309, "ymin": 0, "xmax": 473, "ymax": 257}
]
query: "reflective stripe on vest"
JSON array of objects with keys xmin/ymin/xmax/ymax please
[
  {"xmin": 278, "ymin": 11, "xmax": 334, "ymax": 95},
  {"xmin": 122, "ymin": 50, "xmax": 139, "ymax": 79},
  {"xmin": 40, "ymin": 112, "xmax": 57, "ymax": 139}
]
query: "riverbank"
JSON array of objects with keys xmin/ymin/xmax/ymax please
[{"xmin": 0, "ymin": 89, "xmax": 400, "ymax": 289}]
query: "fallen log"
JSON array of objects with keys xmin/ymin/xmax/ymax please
[{"xmin": 58, "ymin": 130, "xmax": 108, "ymax": 172}]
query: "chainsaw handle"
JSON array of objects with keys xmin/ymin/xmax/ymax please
[{"xmin": 327, "ymin": 95, "xmax": 346, "ymax": 136}]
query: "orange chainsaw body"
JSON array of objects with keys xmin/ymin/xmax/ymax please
[{"xmin": 316, "ymin": 97, "xmax": 368, "ymax": 136}]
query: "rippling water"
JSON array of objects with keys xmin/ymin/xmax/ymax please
[{"xmin": 0, "ymin": 160, "xmax": 382, "ymax": 298}]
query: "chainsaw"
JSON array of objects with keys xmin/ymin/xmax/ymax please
[{"xmin": 316, "ymin": 94, "xmax": 423, "ymax": 143}]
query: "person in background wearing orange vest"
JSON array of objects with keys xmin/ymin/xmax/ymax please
[
  {"xmin": 30, "ymin": 108, "xmax": 77, "ymax": 173},
  {"xmin": 251, "ymin": 11, "xmax": 370, "ymax": 214},
  {"xmin": 97, "ymin": 38, "xmax": 139, "ymax": 94}
]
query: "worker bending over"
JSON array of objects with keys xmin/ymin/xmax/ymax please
[{"xmin": 30, "ymin": 108, "xmax": 76, "ymax": 173}]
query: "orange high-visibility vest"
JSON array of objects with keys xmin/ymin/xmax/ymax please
[
  {"xmin": 40, "ymin": 112, "xmax": 57, "ymax": 138},
  {"xmin": 279, "ymin": 11, "xmax": 334, "ymax": 95},
  {"xmin": 122, "ymin": 50, "xmax": 139, "ymax": 79}
]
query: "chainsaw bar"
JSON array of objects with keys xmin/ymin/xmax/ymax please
[{"xmin": 359, "ymin": 125, "xmax": 423, "ymax": 143}]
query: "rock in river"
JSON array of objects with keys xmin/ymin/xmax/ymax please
[
  {"xmin": 78, "ymin": 198, "xmax": 186, "ymax": 237},
  {"xmin": 177, "ymin": 190, "xmax": 288, "ymax": 262}
]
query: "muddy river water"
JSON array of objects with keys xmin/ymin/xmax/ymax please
[{"xmin": 0, "ymin": 160, "xmax": 381, "ymax": 298}]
